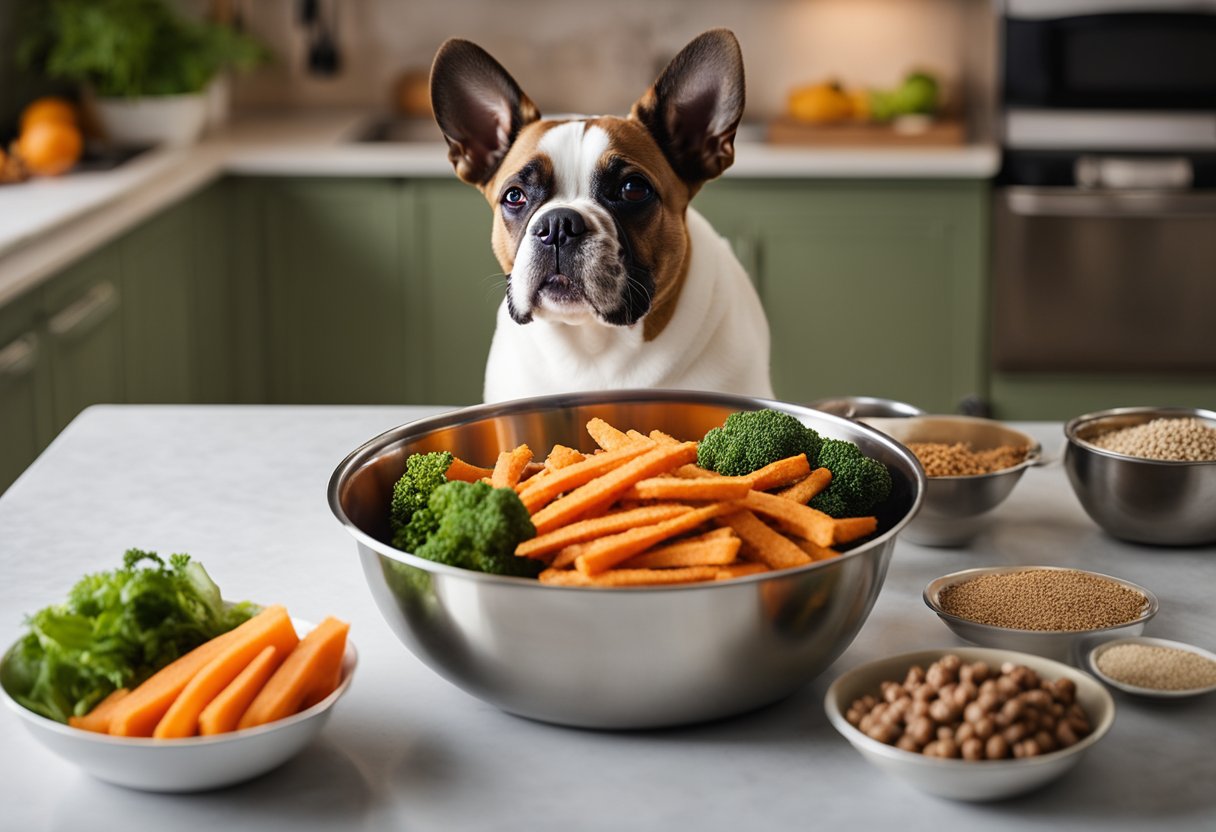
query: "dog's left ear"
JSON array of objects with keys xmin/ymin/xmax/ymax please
[
  {"xmin": 431, "ymin": 39, "xmax": 541, "ymax": 186},
  {"xmin": 630, "ymin": 29, "xmax": 745, "ymax": 187}
]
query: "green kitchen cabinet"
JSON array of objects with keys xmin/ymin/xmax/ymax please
[
  {"xmin": 119, "ymin": 199, "xmax": 196, "ymax": 403},
  {"xmin": 43, "ymin": 246, "xmax": 125, "ymax": 432},
  {"xmin": 990, "ymin": 373, "xmax": 1216, "ymax": 421},
  {"xmin": 405, "ymin": 181, "xmax": 501, "ymax": 405},
  {"xmin": 695, "ymin": 180, "xmax": 988, "ymax": 413},
  {"xmin": 260, "ymin": 179, "xmax": 413, "ymax": 404},
  {"xmin": 0, "ymin": 289, "xmax": 53, "ymax": 492}
]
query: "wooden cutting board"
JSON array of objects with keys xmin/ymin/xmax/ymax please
[{"xmin": 767, "ymin": 118, "xmax": 966, "ymax": 147}]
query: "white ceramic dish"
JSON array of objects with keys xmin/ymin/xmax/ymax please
[
  {"xmin": 1088, "ymin": 637, "xmax": 1216, "ymax": 699},
  {"xmin": 825, "ymin": 647, "xmax": 1115, "ymax": 802},
  {"xmin": 0, "ymin": 619, "xmax": 357, "ymax": 793}
]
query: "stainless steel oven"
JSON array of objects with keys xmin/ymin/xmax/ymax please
[{"xmin": 993, "ymin": 0, "xmax": 1216, "ymax": 375}]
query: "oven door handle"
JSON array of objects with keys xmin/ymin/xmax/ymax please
[{"xmin": 1005, "ymin": 188, "xmax": 1216, "ymax": 218}]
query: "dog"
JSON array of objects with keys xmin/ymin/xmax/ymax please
[{"xmin": 429, "ymin": 29, "xmax": 774, "ymax": 403}]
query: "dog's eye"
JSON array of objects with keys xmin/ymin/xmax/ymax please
[
  {"xmin": 619, "ymin": 176, "xmax": 653, "ymax": 203},
  {"xmin": 502, "ymin": 187, "xmax": 527, "ymax": 209}
]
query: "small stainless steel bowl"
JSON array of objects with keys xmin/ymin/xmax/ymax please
[
  {"xmin": 807, "ymin": 396, "xmax": 925, "ymax": 420},
  {"xmin": 862, "ymin": 415, "xmax": 1041, "ymax": 547},
  {"xmin": 924, "ymin": 566, "xmax": 1158, "ymax": 664},
  {"xmin": 1064, "ymin": 406, "xmax": 1216, "ymax": 546},
  {"xmin": 329, "ymin": 390, "xmax": 925, "ymax": 729}
]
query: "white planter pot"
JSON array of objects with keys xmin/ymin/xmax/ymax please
[{"xmin": 94, "ymin": 92, "xmax": 209, "ymax": 147}]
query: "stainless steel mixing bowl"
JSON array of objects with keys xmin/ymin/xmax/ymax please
[
  {"xmin": 863, "ymin": 416, "xmax": 1041, "ymax": 547},
  {"xmin": 1064, "ymin": 406, "xmax": 1216, "ymax": 546},
  {"xmin": 329, "ymin": 391, "xmax": 925, "ymax": 729}
]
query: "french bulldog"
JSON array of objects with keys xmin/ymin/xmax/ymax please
[{"xmin": 430, "ymin": 29, "xmax": 774, "ymax": 403}]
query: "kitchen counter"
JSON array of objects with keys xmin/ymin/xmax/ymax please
[
  {"xmin": 1, "ymin": 405, "xmax": 1212, "ymax": 832},
  {"xmin": 0, "ymin": 108, "xmax": 998, "ymax": 306}
]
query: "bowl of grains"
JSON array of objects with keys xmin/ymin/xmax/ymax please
[
  {"xmin": 863, "ymin": 416, "xmax": 1040, "ymax": 547},
  {"xmin": 825, "ymin": 647, "xmax": 1115, "ymax": 801},
  {"xmin": 1088, "ymin": 637, "xmax": 1216, "ymax": 699},
  {"xmin": 1064, "ymin": 406, "xmax": 1216, "ymax": 546},
  {"xmin": 924, "ymin": 566, "xmax": 1158, "ymax": 663}
]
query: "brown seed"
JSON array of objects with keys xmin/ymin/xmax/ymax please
[
  {"xmin": 964, "ymin": 702, "xmax": 987, "ymax": 724},
  {"xmin": 1056, "ymin": 721, "xmax": 1078, "ymax": 748},
  {"xmin": 937, "ymin": 726, "xmax": 955, "ymax": 742},
  {"xmin": 866, "ymin": 722, "xmax": 898, "ymax": 743},
  {"xmin": 1034, "ymin": 730, "xmax": 1056, "ymax": 753},
  {"xmin": 1001, "ymin": 698, "xmax": 1024, "ymax": 722},
  {"xmin": 896, "ymin": 734, "xmax": 921, "ymax": 753},
  {"xmin": 973, "ymin": 717, "xmax": 996, "ymax": 740},
  {"xmin": 986, "ymin": 734, "xmax": 1009, "ymax": 760},
  {"xmin": 955, "ymin": 722, "xmax": 975, "ymax": 743},
  {"xmin": 908, "ymin": 716, "xmax": 934, "ymax": 746},
  {"xmin": 1003, "ymin": 723, "xmax": 1028, "ymax": 744},
  {"xmin": 961, "ymin": 737, "xmax": 984, "ymax": 761},
  {"xmin": 929, "ymin": 699, "xmax": 959, "ymax": 723}
]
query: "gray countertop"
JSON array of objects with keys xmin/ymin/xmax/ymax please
[{"xmin": 1, "ymin": 405, "xmax": 1212, "ymax": 831}]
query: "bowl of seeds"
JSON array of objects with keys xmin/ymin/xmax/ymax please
[
  {"xmin": 863, "ymin": 416, "xmax": 1041, "ymax": 547},
  {"xmin": 924, "ymin": 566, "xmax": 1158, "ymax": 663},
  {"xmin": 1065, "ymin": 406, "xmax": 1216, "ymax": 546},
  {"xmin": 1088, "ymin": 637, "xmax": 1216, "ymax": 699}
]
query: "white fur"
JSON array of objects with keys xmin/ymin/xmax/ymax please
[{"xmin": 484, "ymin": 207, "xmax": 774, "ymax": 402}]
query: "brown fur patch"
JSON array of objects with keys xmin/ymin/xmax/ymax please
[{"xmin": 586, "ymin": 118, "xmax": 694, "ymax": 341}]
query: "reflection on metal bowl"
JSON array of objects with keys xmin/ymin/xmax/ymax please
[{"xmin": 329, "ymin": 390, "xmax": 925, "ymax": 729}]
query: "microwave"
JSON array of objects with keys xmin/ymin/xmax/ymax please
[{"xmin": 1003, "ymin": 1, "xmax": 1216, "ymax": 111}]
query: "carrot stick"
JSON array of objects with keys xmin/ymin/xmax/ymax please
[
  {"xmin": 540, "ymin": 565, "xmax": 720, "ymax": 587},
  {"xmin": 618, "ymin": 534, "xmax": 741, "ymax": 569},
  {"xmin": 447, "ymin": 457, "xmax": 495, "ymax": 483},
  {"xmin": 740, "ymin": 489, "xmax": 837, "ymax": 547},
  {"xmin": 586, "ymin": 418, "xmax": 631, "ymax": 450},
  {"xmin": 619, "ymin": 475, "xmax": 753, "ymax": 502},
  {"xmin": 515, "ymin": 503, "xmax": 693, "ymax": 560},
  {"xmin": 574, "ymin": 502, "xmax": 734, "ymax": 575},
  {"xmin": 833, "ymin": 516, "xmax": 879, "ymax": 544},
  {"xmin": 68, "ymin": 688, "xmax": 130, "ymax": 734},
  {"xmin": 531, "ymin": 442, "xmax": 698, "ymax": 535},
  {"xmin": 718, "ymin": 510, "xmax": 814, "ymax": 570},
  {"xmin": 776, "ymin": 468, "xmax": 833, "ymax": 504},
  {"xmin": 490, "ymin": 444, "xmax": 533, "ymax": 489},
  {"xmin": 237, "ymin": 617, "xmax": 350, "ymax": 730},
  {"xmin": 198, "ymin": 645, "xmax": 281, "ymax": 736},
  {"xmin": 153, "ymin": 605, "xmax": 299, "ymax": 739},
  {"xmin": 746, "ymin": 454, "xmax": 812, "ymax": 491},
  {"xmin": 108, "ymin": 627, "xmax": 244, "ymax": 737},
  {"xmin": 519, "ymin": 440, "xmax": 654, "ymax": 513}
]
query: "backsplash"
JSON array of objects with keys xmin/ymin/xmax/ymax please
[{"xmin": 228, "ymin": 0, "xmax": 995, "ymax": 124}]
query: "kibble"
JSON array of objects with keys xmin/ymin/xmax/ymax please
[
  {"xmin": 938, "ymin": 568, "xmax": 1147, "ymax": 631},
  {"xmin": 1095, "ymin": 643, "xmax": 1216, "ymax": 691},
  {"xmin": 1090, "ymin": 417, "xmax": 1216, "ymax": 462},
  {"xmin": 844, "ymin": 655, "xmax": 1091, "ymax": 761},
  {"xmin": 908, "ymin": 442, "xmax": 1029, "ymax": 477}
]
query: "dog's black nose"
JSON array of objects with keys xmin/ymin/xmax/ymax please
[{"xmin": 532, "ymin": 208, "xmax": 586, "ymax": 248}]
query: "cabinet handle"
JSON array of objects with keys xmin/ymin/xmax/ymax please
[
  {"xmin": 0, "ymin": 333, "xmax": 39, "ymax": 378},
  {"xmin": 48, "ymin": 280, "xmax": 120, "ymax": 340}
]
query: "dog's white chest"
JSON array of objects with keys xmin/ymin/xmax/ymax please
[{"xmin": 484, "ymin": 208, "xmax": 773, "ymax": 402}]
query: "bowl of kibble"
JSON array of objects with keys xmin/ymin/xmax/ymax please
[
  {"xmin": 825, "ymin": 648, "xmax": 1115, "ymax": 802},
  {"xmin": 924, "ymin": 565, "xmax": 1158, "ymax": 663},
  {"xmin": 1088, "ymin": 637, "xmax": 1216, "ymax": 699},
  {"xmin": 1065, "ymin": 406, "xmax": 1216, "ymax": 546},
  {"xmin": 863, "ymin": 415, "xmax": 1040, "ymax": 546}
]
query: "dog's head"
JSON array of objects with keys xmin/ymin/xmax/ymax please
[{"xmin": 430, "ymin": 30, "xmax": 745, "ymax": 336}]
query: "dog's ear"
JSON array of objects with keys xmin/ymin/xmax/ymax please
[
  {"xmin": 430, "ymin": 39, "xmax": 540, "ymax": 186},
  {"xmin": 630, "ymin": 29, "xmax": 745, "ymax": 186}
]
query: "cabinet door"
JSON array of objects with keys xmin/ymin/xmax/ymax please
[
  {"xmin": 120, "ymin": 198, "xmax": 196, "ymax": 402},
  {"xmin": 0, "ymin": 292, "xmax": 52, "ymax": 493},
  {"xmin": 407, "ymin": 181, "xmax": 502, "ymax": 405},
  {"xmin": 261, "ymin": 179, "xmax": 409, "ymax": 403},
  {"xmin": 695, "ymin": 181, "xmax": 988, "ymax": 413},
  {"xmin": 43, "ymin": 247, "xmax": 125, "ymax": 431}
]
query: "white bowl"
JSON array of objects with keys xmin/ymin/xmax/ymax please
[
  {"xmin": 1088, "ymin": 637, "xmax": 1216, "ymax": 699},
  {"xmin": 1, "ymin": 619, "xmax": 357, "ymax": 793},
  {"xmin": 825, "ymin": 647, "xmax": 1115, "ymax": 802}
]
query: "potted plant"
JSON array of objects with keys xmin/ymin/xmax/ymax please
[{"xmin": 17, "ymin": 0, "xmax": 266, "ymax": 147}]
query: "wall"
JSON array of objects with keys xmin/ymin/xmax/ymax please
[{"xmin": 231, "ymin": 0, "xmax": 995, "ymax": 125}]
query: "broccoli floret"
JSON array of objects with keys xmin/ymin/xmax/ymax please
[
  {"xmin": 808, "ymin": 438, "xmax": 893, "ymax": 518},
  {"xmin": 392, "ymin": 506, "xmax": 439, "ymax": 554},
  {"xmin": 389, "ymin": 451, "xmax": 454, "ymax": 531},
  {"xmin": 697, "ymin": 409, "xmax": 821, "ymax": 476},
  {"xmin": 413, "ymin": 480, "xmax": 541, "ymax": 578}
]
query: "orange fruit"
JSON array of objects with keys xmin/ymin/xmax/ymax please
[
  {"xmin": 20, "ymin": 97, "xmax": 78, "ymax": 132},
  {"xmin": 17, "ymin": 121, "xmax": 83, "ymax": 177}
]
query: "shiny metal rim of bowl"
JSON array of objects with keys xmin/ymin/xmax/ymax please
[
  {"xmin": 866, "ymin": 416, "xmax": 1044, "ymax": 482},
  {"xmin": 825, "ymin": 646, "xmax": 1116, "ymax": 767},
  {"xmin": 923, "ymin": 565, "xmax": 1159, "ymax": 637},
  {"xmin": 327, "ymin": 389, "xmax": 927, "ymax": 591},
  {"xmin": 1066, "ymin": 406, "xmax": 1216, "ymax": 467}
]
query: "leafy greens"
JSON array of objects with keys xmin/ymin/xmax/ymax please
[{"xmin": 3, "ymin": 549, "xmax": 257, "ymax": 723}]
